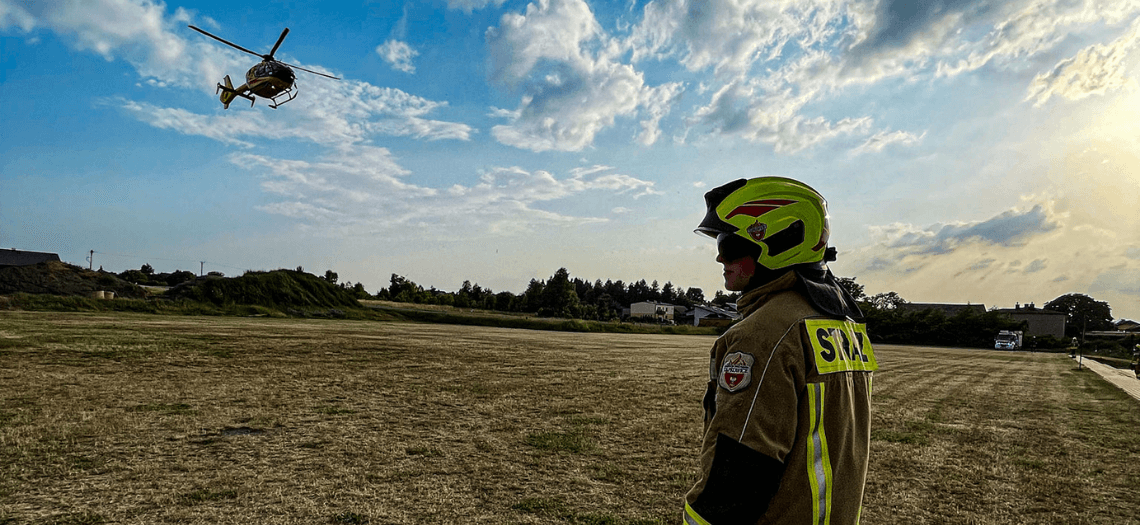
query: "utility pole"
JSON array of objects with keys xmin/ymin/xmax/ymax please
[
  {"xmin": 200, "ymin": 261, "xmax": 205, "ymax": 276},
  {"xmin": 87, "ymin": 250, "xmax": 94, "ymax": 270}
]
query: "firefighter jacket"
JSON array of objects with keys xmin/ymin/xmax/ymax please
[{"xmin": 684, "ymin": 271, "xmax": 877, "ymax": 525}]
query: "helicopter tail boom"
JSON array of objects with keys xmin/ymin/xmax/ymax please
[{"xmin": 216, "ymin": 75, "xmax": 254, "ymax": 109}]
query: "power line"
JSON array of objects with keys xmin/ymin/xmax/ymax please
[{"xmin": 91, "ymin": 250, "xmax": 257, "ymax": 272}]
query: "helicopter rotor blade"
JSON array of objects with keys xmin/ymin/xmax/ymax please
[
  {"xmin": 279, "ymin": 61, "xmax": 341, "ymax": 80},
  {"xmin": 267, "ymin": 28, "xmax": 289, "ymax": 60},
  {"xmin": 188, "ymin": 25, "xmax": 264, "ymax": 59}
]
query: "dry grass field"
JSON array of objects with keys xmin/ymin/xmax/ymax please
[{"xmin": 1, "ymin": 311, "xmax": 1137, "ymax": 524}]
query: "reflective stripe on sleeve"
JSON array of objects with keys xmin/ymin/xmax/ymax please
[
  {"xmin": 807, "ymin": 382, "xmax": 834, "ymax": 525},
  {"xmin": 683, "ymin": 503, "xmax": 711, "ymax": 525}
]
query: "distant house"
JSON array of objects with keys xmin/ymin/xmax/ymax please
[
  {"xmin": 1083, "ymin": 319, "xmax": 1140, "ymax": 339},
  {"xmin": 897, "ymin": 303, "xmax": 986, "ymax": 316},
  {"xmin": 688, "ymin": 303, "xmax": 740, "ymax": 327},
  {"xmin": 0, "ymin": 248, "xmax": 61, "ymax": 267},
  {"xmin": 1115, "ymin": 319, "xmax": 1140, "ymax": 333},
  {"xmin": 628, "ymin": 301, "xmax": 689, "ymax": 322},
  {"xmin": 992, "ymin": 303, "xmax": 1067, "ymax": 339}
]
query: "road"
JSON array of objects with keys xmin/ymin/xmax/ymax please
[{"xmin": 1074, "ymin": 355, "xmax": 1140, "ymax": 402}]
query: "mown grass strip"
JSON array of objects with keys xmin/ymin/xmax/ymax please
[
  {"xmin": 512, "ymin": 497, "xmax": 666, "ymax": 524},
  {"xmin": 177, "ymin": 488, "xmax": 237, "ymax": 505}
]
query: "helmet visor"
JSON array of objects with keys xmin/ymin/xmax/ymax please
[{"xmin": 717, "ymin": 233, "xmax": 761, "ymax": 262}]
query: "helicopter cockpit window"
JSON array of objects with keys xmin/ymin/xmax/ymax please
[{"xmin": 251, "ymin": 62, "xmax": 295, "ymax": 83}]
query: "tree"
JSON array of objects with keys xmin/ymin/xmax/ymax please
[
  {"xmin": 388, "ymin": 274, "xmax": 421, "ymax": 302},
  {"xmin": 119, "ymin": 269, "xmax": 147, "ymax": 283},
  {"xmin": 324, "ymin": 270, "xmax": 338, "ymax": 285},
  {"xmin": 166, "ymin": 270, "xmax": 196, "ymax": 286},
  {"xmin": 867, "ymin": 291, "xmax": 906, "ymax": 311},
  {"xmin": 836, "ymin": 277, "xmax": 865, "ymax": 301},
  {"xmin": 522, "ymin": 278, "xmax": 545, "ymax": 312},
  {"xmin": 685, "ymin": 287, "xmax": 706, "ymax": 305},
  {"xmin": 1044, "ymin": 293, "xmax": 1113, "ymax": 338},
  {"xmin": 711, "ymin": 290, "xmax": 740, "ymax": 307},
  {"xmin": 140, "ymin": 263, "xmax": 155, "ymax": 276},
  {"xmin": 540, "ymin": 268, "xmax": 580, "ymax": 317},
  {"xmin": 494, "ymin": 291, "xmax": 516, "ymax": 312}
]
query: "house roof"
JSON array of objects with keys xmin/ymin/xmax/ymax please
[
  {"xmin": 0, "ymin": 249, "xmax": 61, "ymax": 267},
  {"xmin": 897, "ymin": 303, "xmax": 986, "ymax": 316},
  {"xmin": 630, "ymin": 301, "xmax": 683, "ymax": 309},
  {"xmin": 693, "ymin": 304, "xmax": 740, "ymax": 318},
  {"xmin": 1115, "ymin": 319, "xmax": 1140, "ymax": 332},
  {"xmin": 992, "ymin": 307, "xmax": 1067, "ymax": 316}
]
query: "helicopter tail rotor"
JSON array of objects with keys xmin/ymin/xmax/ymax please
[{"xmin": 216, "ymin": 75, "xmax": 255, "ymax": 109}]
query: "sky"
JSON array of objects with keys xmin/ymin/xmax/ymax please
[{"xmin": 1, "ymin": 0, "xmax": 1138, "ymax": 322}]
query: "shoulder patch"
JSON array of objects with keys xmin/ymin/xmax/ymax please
[
  {"xmin": 804, "ymin": 319, "xmax": 878, "ymax": 374},
  {"xmin": 718, "ymin": 352, "xmax": 756, "ymax": 392}
]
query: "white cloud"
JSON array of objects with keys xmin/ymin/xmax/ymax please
[
  {"xmin": 0, "ymin": 0, "xmax": 245, "ymax": 91},
  {"xmin": 844, "ymin": 187, "xmax": 1139, "ymax": 318},
  {"xmin": 870, "ymin": 203, "xmax": 1061, "ymax": 256},
  {"xmin": 1024, "ymin": 259, "xmax": 1047, "ymax": 273},
  {"xmin": 688, "ymin": 78, "xmax": 873, "ymax": 152},
  {"xmin": 376, "ymin": 39, "xmax": 418, "ymax": 74},
  {"xmin": 232, "ymin": 150, "xmax": 659, "ymax": 238},
  {"xmin": 628, "ymin": 0, "xmax": 852, "ymax": 75},
  {"xmin": 636, "ymin": 81, "xmax": 685, "ymax": 145},
  {"xmin": 0, "ymin": 1, "xmax": 36, "ymax": 31},
  {"xmin": 851, "ymin": 129, "xmax": 926, "ymax": 155},
  {"xmin": 486, "ymin": 0, "xmax": 685, "ymax": 151},
  {"xmin": 444, "ymin": 0, "xmax": 507, "ymax": 13},
  {"xmin": 117, "ymin": 78, "xmax": 472, "ymax": 146},
  {"xmin": 1025, "ymin": 16, "xmax": 1140, "ymax": 106},
  {"xmin": 621, "ymin": 0, "xmax": 1140, "ymax": 154},
  {"xmin": 487, "ymin": 0, "xmax": 601, "ymax": 87},
  {"xmin": 116, "ymin": 99, "xmax": 259, "ymax": 147}
]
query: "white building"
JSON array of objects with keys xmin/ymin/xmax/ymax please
[
  {"xmin": 629, "ymin": 301, "xmax": 687, "ymax": 322},
  {"xmin": 689, "ymin": 304, "xmax": 740, "ymax": 327}
]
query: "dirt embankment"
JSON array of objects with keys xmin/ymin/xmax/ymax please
[{"xmin": 0, "ymin": 261, "xmax": 146, "ymax": 299}]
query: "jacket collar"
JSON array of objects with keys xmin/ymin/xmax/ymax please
[{"xmin": 736, "ymin": 270, "xmax": 798, "ymax": 318}]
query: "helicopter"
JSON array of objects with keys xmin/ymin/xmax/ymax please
[{"xmin": 188, "ymin": 25, "xmax": 339, "ymax": 109}]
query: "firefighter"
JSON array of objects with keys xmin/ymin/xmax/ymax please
[
  {"xmin": 1133, "ymin": 344, "xmax": 1139, "ymax": 378},
  {"xmin": 685, "ymin": 177, "xmax": 876, "ymax": 525}
]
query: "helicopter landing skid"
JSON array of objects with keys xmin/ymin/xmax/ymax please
[{"xmin": 267, "ymin": 88, "xmax": 298, "ymax": 109}]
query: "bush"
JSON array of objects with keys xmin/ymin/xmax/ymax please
[{"xmin": 168, "ymin": 269, "xmax": 360, "ymax": 310}]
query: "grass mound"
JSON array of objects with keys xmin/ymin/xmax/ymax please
[
  {"xmin": 165, "ymin": 269, "xmax": 360, "ymax": 310},
  {"xmin": 0, "ymin": 261, "xmax": 145, "ymax": 298}
]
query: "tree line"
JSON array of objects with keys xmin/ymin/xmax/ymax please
[
  {"xmin": 836, "ymin": 277, "xmax": 1124, "ymax": 351},
  {"xmin": 369, "ymin": 267, "xmax": 723, "ymax": 321},
  {"xmin": 112, "ymin": 263, "xmax": 1126, "ymax": 350}
]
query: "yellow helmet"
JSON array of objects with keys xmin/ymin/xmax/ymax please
[{"xmin": 696, "ymin": 177, "xmax": 831, "ymax": 270}]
